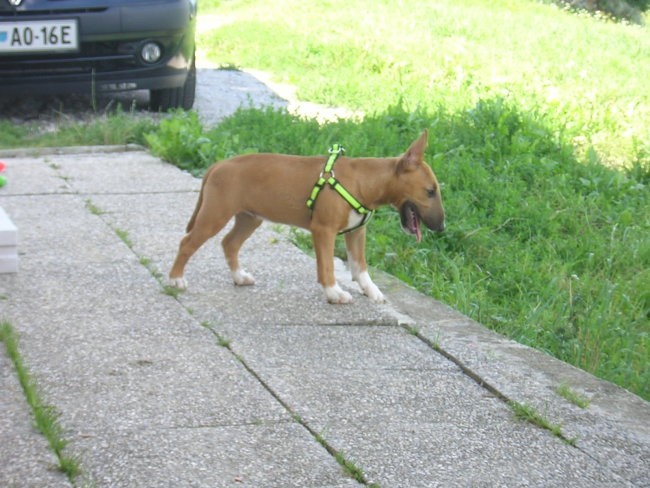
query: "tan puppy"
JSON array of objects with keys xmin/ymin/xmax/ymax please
[{"xmin": 169, "ymin": 130, "xmax": 445, "ymax": 303}]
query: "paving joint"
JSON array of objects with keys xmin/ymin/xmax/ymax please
[
  {"xmin": 382, "ymin": 298, "xmax": 619, "ymax": 473},
  {"xmin": 389, "ymin": 303, "xmax": 581, "ymax": 443},
  {"xmin": 79, "ymin": 186, "xmax": 373, "ymax": 486},
  {"xmin": 208, "ymin": 325, "xmax": 377, "ymax": 487},
  {"xmin": 402, "ymin": 324, "xmax": 639, "ymax": 485}
]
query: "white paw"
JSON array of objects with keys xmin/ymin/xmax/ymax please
[
  {"xmin": 357, "ymin": 271, "xmax": 386, "ymax": 303},
  {"xmin": 169, "ymin": 276, "xmax": 188, "ymax": 290},
  {"xmin": 232, "ymin": 269, "xmax": 256, "ymax": 286},
  {"xmin": 324, "ymin": 284, "xmax": 353, "ymax": 304},
  {"xmin": 365, "ymin": 285, "xmax": 386, "ymax": 303}
]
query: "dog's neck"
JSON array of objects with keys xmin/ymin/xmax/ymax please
[{"xmin": 350, "ymin": 157, "xmax": 407, "ymax": 209}]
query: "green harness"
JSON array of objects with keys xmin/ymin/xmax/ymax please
[{"xmin": 306, "ymin": 144, "xmax": 374, "ymax": 234}]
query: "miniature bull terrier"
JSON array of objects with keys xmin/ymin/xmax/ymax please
[{"xmin": 169, "ymin": 130, "xmax": 444, "ymax": 303}]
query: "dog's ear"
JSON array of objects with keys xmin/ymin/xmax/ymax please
[{"xmin": 397, "ymin": 130, "xmax": 428, "ymax": 173}]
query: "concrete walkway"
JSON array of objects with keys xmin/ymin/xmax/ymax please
[{"xmin": 0, "ymin": 146, "xmax": 648, "ymax": 488}]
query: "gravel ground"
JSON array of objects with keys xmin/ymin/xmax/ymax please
[{"xmin": 0, "ymin": 65, "xmax": 357, "ymax": 133}]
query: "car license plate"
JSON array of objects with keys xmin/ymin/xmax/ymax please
[{"xmin": 0, "ymin": 19, "xmax": 79, "ymax": 53}]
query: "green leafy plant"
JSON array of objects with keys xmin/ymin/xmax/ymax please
[{"xmin": 144, "ymin": 110, "xmax": 219, "ymax": 174}]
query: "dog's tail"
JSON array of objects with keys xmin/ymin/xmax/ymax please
[{"xmin": 186, "ymin": 166, "xmax": 213, "ymax": 233}]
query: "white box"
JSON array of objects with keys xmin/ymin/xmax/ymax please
[
  {"xmin": 0, "ymin": 254, "xmax": 18, "ymax": 273},
  {"xmin": 0, "ymin": 206, "xmax": 17, "ymax": 246},
  {"xmin": 0, "ymin": 206, "xmax": 18, "ymax": 273}
]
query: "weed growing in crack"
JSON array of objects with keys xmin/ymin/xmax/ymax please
[
  {"xmin": 114, "ymin": 228, "xmax": 132, "ymax": 248},
  {"xmin": 217, "ymin": 336, "xmax": 232, "ymax": 348},
  {"xmin": 161, "ymin": 285, "xmax": 181, "ymax": 299},
  {"xmin": 334, "ymin": 450, "xmax": 366, "ymax": 484},
  {"xmin": 0, "ymin": 321, "xmax": 81, "ymax": 480},
  {"xmin": 510, "ymin": 400, "xmax": 577, "ymax": 446},
  {"xmin": 405, "ymin": 325, "xmax": 420, "ymax": 336},
  {"xmin": 139, "ymin": 256, "xmax": 163, "ymax": 282},
  {"xmin": 84, "ymin": 199, "xmax": 105, "ymax": 216},
  {"xmin": 556, "ymin": 383, "xmax": 590, "ymax": 409}
]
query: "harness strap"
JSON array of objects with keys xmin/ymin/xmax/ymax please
[{"xmin": 306, "ymin": 144, "xmax": 374, "ymax": 234}]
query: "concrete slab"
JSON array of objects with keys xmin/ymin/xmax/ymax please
[
  {"xmin": 1, "ymin": 147, "xmax": 648, "ymax": 488},
  {"xmin": 378, "ymin": 272, "xmax": 650, "ymax": 486},
  {"xmin": 219, "ymin": 325, "xmax": 456, "ymax": 371},
  {"xmin": 0, "ymin": 205, "xmax": 19, "ymax": 273},
  {"xmin": 0, "ymin": 156, "xmax": 71, "ymax": 195},
  {"xmin": 327, "ymin": 418, "xmax": 628, "ymax": 488},
  {"xmin": 219, "ymin": 323, "xmax": 632, "ymax": 487},
  {"xmin": 53, "ymin": 151, "xmax": 198, "ymax": 195},
  {"xmin": 88, "ymin": 192, "xmax": 396, "ymax": 325},
  {"xmin": 72, "ymin": 423, "xmax": 361, "ymax": 488},
  {"xmin": 0, "ymin": 206, "xmax": 17, "ymax": 245},
  {"xmin": 0, "ymin": 352, "xmax": 72, "ymax": 488},
  {"xmin": 0, "ymin": 251, "xmax": 18, "ymax": 274},
  {"xmin": 0, "ymin": 151, "xmax": 361, "ymax": 487}
]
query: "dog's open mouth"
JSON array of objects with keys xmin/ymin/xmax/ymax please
[{"xmin": 399, "ymin": 201, "xmax": 422, "ymax": 243}]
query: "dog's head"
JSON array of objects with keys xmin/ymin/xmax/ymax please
[{"xmin": 393, "ymin": 130, "xmax": 445, "ymax": 241}]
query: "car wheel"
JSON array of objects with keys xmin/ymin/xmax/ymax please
[{"xmin": 150, "ymin": 55, "xmax": 196, "ymax": 111}]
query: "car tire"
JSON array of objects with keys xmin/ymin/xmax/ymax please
[{"xmin": 150, "ymin": 55, "xmax": 196, "ymax": 111}]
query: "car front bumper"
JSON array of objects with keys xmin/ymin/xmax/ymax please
[{"xmin": 0, "ymin": 0, "xmax": 196, "ymax": 95}]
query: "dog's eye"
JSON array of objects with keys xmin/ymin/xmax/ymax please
[{"xmin": 426, "ymin": 187, "xmax": 437, "ymax": 198}]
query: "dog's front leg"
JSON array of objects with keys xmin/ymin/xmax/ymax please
[
  {"xmin": 345, "ymin": 228, "xmax": 385, "ymax": 303},
  {"xmin": 311, "ymin": 226, "xmax": 353, "ymax": 304}
]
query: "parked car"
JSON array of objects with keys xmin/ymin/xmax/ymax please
[{"xmin": 0, "ymin": 0, "xmax": 197, "ymax": 111}]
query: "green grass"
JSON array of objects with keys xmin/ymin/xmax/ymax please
[
  {"xmin": 199, "ymin": 0, "xmax": 650, "ymax": 168},
  {"xmin": 84, "ymin": 199, "xmax": 106, "ymax": 216},
  {"xmin": 217, "ymin": 336, "xmax": 232, "ymax": 348},
  {"xmin": 0, "ymin": 106, "xmax": 156, "ymax": 149},
  {"xmin": 0, "ymin": 321, "xmax": 81, "ymax": 479}
]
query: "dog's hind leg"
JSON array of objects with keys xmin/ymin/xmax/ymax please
[
  {"xmin": 221, "ymin": 212, "xmax": 263, "ymax": 286},
  {"xmin": 345, "ymin": 228, "xmax": 385, "ymax": 303},
  {"xmin": 169, "ymin": 211, "xmax": 232, "ymax": 290}
]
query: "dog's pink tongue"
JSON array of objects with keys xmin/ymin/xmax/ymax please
[{"xmin": 415, "ymin": 218, "xmax": 422, "ymax": 243}]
